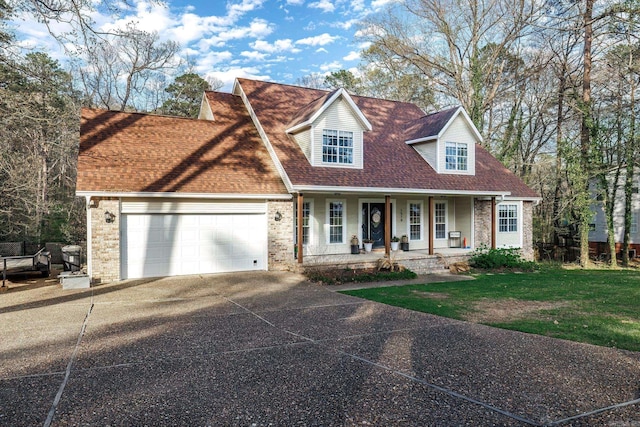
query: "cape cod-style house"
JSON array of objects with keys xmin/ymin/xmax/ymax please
[{"xmin": 77, "ymin": 78, "xmax": 539, "ymax": 282}]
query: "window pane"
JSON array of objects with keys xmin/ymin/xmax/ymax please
[
  {"xmin": 445, "ymin": 143, "xmax": 456, "ymax": 170},
  {"xmin": 435, "ymin": 202, "xmax": 446, "ymax": 239},
  {"xmin": 409, "ymin": 203, "xmax": 421, "ymax": 240},
  {"xmin": 323, "ymin": 129, "xmax": 353, "ymax": 164},
  {"xmin": 445, "ymin": 142, "xmax": 468, "ymax": 171},
  {"xmin": 329, "ymin": 201, "xmax": 343, "ymax": 243},
  {"xmin": 498, "ymin": 205, "xmax": 517, "ymax": 233},
  {"xmin": 295, "ymin": 202, "xmax": 311, "ymax": 245}
]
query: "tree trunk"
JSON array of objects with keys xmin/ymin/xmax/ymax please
[
  {"xmin": 622, "ymin": 74, "xmax": 636, "ymax": 266},
  {"xmin": 579, "ymin": 0, "xmax": 594, "ymax": 268},
  {"xmin": 553, "ymin": 71, "xmax": 566, "ymax": 247}
]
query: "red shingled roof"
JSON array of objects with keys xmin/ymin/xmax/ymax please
[
  {"xmin": 77, "ymin": 93, "xmax": 288, "ymax": 195},
  {"xmin": 234, "ymin": 78, "xmax": 538, "ymax": 198}
]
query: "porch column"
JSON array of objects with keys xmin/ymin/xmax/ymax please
[
  {"xmin": 385, "ymin": 195, "xmax": 391, "ymax": 256},
  {"xmin": 491, "ymin": 196, "xmax": 496, "ymax": 249},
  {"xmin": 297, "ymin": 193, "xmax": 304, "ymax": 264},
  {"xmin": 428, "ymin": 196, "xmax": 434, "ymax": 255}
]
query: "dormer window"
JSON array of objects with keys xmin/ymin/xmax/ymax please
[
  {"xmin": 445, "ymin": 142, "xmax": 468, "ymax": 171},
  {"xmin": 323, "ymin": 129, "xmax": 354, "ymax": 164}
]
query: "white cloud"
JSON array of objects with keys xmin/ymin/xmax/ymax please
[
  {"xmin": 101, "ymin": 0, "xmax": 176, "ymax": 35},
  {"xmin": 251, "ymin": 39, "xmax": 301, "ymax": 53},
  {"xmin": 199, "ymin": 51, "xmax": 234, "ymax": 68},
  {"xmin": 316, "ymin": 47, "xmax": 328, "ymax": 53},
  {"xmin": 334, "ymin": 19, "xmax": 359, "ymax": 30},
  {"xmin": 319, "ymin": 60, "xmax": 342, "ymax": 72},
  {"xmin": 198, "ymin": 18, "xmax": 274, "ymax": 48},
  {"xmin": 308, "ymin": 0, "xmax": 335, "ymax": 13},
  {"xmin": 286, "ymin": 0, "xmax": 305, "ymax": 4},
  {"xmin": 227, "ymin": 0, "xmax": 267, "ymax": 21},
  {"xmin": 350, "ymin": 0, "xmax": 365, "ymax": 11},
  {"xmin": 241, "ymin": 50, "xmax": 268, "ymax": 61},
  {"xmin": 205, "ymin": 67, "xmax": 270, "ymax": 92},
  {"xmin": 371, "ymin": 0, "xmax": 397, "ymax": 10},
  {"xmin": 343, "ymin": 51, "xmax": 360, "ymax": 61},
  {"xmin": 295, "ymin": 33, "xmax": 338, "ymax": 46}
]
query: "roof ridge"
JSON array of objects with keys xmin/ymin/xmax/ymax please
[{"xmin": 81, "ymin": 107, "xmax": 211, "ymax": 122}]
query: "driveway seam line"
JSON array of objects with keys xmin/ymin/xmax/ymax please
[
  {"xmin": 216, "ymin": 282, "xmax": 541, "ymax": 425},
  {"xmin": 338, "ymin": 350, "xmax": 541, "ymax": 426},
  {"xmin": 42, "ymin": 295, "xmax": 94, "ymax": 427},
  {"xmin": 546, "ymin": 398, "xmax": 640, "ymax": 426},
  {"xmin": 220, "ymin": 286, "xmax": 541, "ymax": 426}
]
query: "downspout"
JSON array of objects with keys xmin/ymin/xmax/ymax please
[{"xmin": 85, "ymin": 196, "xmax": 92, "ymax": 280}]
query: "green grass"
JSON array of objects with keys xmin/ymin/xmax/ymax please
[{"xmin": 340, "ymin": 267, "xmax": 640, "ymax": 352}]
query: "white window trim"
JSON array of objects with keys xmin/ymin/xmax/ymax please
[
  {"xmin": 445, "ymin": 141, "xmax": 469, "ymax": 172},
  {"xmin": 326, "ymin": 199, "xmax": 346, "ymax": 245},
  {"xmin": 433, "ymin": 200, "xmax": 448, "ymax": 240},
  {"xmin": 295, "ymin": 199, "xmax": 314, "ymax": 246},
  {"xmin": 322, "ymin": 129, "xmax": 354, "ymax": 165},
  {"xmin": 631, "ymin": 213, "xmax": 638, "ymax": 234},
  {"xmin": 407, "ymin": 200, "xmax": 424, "ymax": 241},
  {"xmin": 498, "ymin": 203, "xmax": 519, "ymax": 234}
]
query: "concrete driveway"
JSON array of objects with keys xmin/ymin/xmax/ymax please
[{"xmin": 1, "ymin": 272, "xmax": 639, "ymax": 426}]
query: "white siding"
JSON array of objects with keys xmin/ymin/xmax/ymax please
[
  {"xmin": 312, "ymin": 98, "xmax": 365, "ymax": 169},
  {"xmin": 412, "ymin": 142, "xmax": 437, "ymax": 170},
  {"xmin": 438, "ymin": 115, "xmax": 476, "ymax": 175},
  {"xmin": 292, "ymin": 130, "xmax": 312, "ymax": 163}
]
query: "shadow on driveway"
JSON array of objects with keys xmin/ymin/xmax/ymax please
[{"xmin": 0, "ymin": 271, "xmax": 638, "ymax": 426}]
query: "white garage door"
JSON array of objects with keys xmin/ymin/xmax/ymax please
[{"xmin": 121, "ymin": 213, "xmax": 267, "ymax": 279}]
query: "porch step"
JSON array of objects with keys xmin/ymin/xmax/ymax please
[{"xmin": 300, "ymin": 251, "xmax": 471, "ymax": 275}]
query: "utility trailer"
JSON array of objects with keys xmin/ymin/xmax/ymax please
[{"xmin": 1, "ymin": 248, "xmax": 51, "ymax": 288}]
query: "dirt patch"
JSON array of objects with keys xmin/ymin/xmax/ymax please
[
  {"xmin": 1, "ymin": 268, "xmax": 62, "ymax": 291},
  {"xmin": 464, "ymin": 298, "xmax": 571, "ymax": 323},
  {"xmin": 411, "ymin": 290, "xmax": 450, "ymax": 300}
]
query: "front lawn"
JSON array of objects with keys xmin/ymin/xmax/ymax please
[{"xmin": 340, "ymin": 267, "xmax": 640, "ymax": 352}]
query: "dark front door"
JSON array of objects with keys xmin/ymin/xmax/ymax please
[{"xmin": 362, "ymin": 203, "xmax": 387, "ymax": 248}]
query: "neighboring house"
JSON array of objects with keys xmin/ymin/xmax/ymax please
[
  {"xmin": 77, "ymin": 78, "xmax": 539, "ymax": 282},
  {"xmin": 588, "ymin": 170, "xmax": 640, "ymax": 258}
]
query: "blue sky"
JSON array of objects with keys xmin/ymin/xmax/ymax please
[{"xmin": 12, "ymin": 0, "xmax": 395, "ymax": 91}]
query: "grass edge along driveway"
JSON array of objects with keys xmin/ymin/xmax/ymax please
[{"xmin": 340, "ymin": 267, "xmax": 640, "ymax": 352}]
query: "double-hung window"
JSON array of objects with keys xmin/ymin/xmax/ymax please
[
  {"xmin": 445, "ymin": 142, "xmax": 468, "ymax": 171},
  {"xmin": 434, "ymin": 202, "xmax": 446, "ymax": 239},
  {"xmin": 498, "ymin": 204, "xmax": 518, "ymax": 233},
  {"xmin": 409, "ymin": 202, "xmax": 422, "ymax": 240},
  {"xmin": 327, "ymin": 200, "xmax": 345, "ymax": 243},
  {"xmin": 323, "ymin": 129, "xmax": 353, "ymax": 165},
  {"xmin": 295, "ymin": 201, "xmax": 312, "ymax": 245}
]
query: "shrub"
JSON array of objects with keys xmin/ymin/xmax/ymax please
[
  {"xmin": 469, "ymin": 245, "xmax": 536, "ymax": 271},
  {"xmin": 306, "ymin": 268, "xmax": 417, "ymax": 285}
]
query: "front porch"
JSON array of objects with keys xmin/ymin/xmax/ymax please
[{"xmin": 300, "ymin": 247, "xmax": 474, "ymax": 275}]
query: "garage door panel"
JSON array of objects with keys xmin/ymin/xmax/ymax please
[{"xmin": 122, "ymin": 212, "xmax": 267, "ymax": 279}]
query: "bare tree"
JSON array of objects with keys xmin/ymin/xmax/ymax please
[
  {"xmin": 78, "ymin": 23, "xmax": 180, "ymax": 111},
  {"xmin": 359, "ymin": 0, "xmax": 541, "ymax": 132}
]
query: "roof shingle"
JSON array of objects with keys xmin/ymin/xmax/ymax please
[
  {"xmin": 77, "ymin": 93, "xmax": 288, "ymax": 195},
  {"xmin": 234, "ymin": 78, "xmax": 538, "ymax": 198}
]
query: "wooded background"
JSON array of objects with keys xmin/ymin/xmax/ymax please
[{"xmin": 1, "ymin": 0, "xmax": 639, "ymax": 267}]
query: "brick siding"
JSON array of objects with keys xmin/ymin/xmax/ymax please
[
  {"xmin": 90, "ymin": 198, "xmax": 121, "ymax": 283},
  {"xmin": 267, "ymin": 200, "xmax": 294, "ymax": 270}
]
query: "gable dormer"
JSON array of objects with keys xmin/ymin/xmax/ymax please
[
  {"xmin": 404, "ymin": 106, "xmax": 480, "ymax": 176},
  {"xmin": 286, "ymin": 88, "xmax": 372, "ymax": 169}
]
